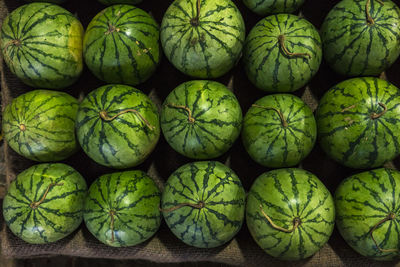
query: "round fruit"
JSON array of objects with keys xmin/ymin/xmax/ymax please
[
  {"xmin": 83, "ymin": 5, "xmax": 160, "ymax": 85},
  {"xmin": 84, "ymin": 170, "xmax": 161, "ymax": 247},
  {"xmin": 161, "ymin": 80, "xmax": 242, "ymax": 159},
  {"xmin": 242, "ymin": 94, "xmax": 316, "ymax": 168},
  {"xmin": 316, "ymin": 77, "xmax": 400, "ymax": 169},
  {"xmin": 98, "ymin": 0, "xmax": 142, "ymax": 4},
  {"xmin": 161, "ymin": 0, "xmax": 245, "ymax": 78},
  {"xmin": 2, "ymin": 90, "xmax": 79, "ymax": 162},
  {"xmin": 243, "ymin": 0, "xmax": 305, "ymax": 15},
  {"xmin": 243, "ymin": 14, "xmax": 322, "ymax": 92},
  {"xmin": 0, "ymin": 3, "xmax": 83, "ymax": 89},
  {"xmin": 75, "ymin": 84, "xmax": 160, "ymax": 169},
  {"xmin": 246, "ymin": 168, "xmax": 335, "ymax": 260},
  {"xmin": 3, "ymin": 163, "xmax": 87, "ymax": 244},
  {"xmin": 161, "ymin": 161, "xmax": 245, "ymax": 248},
  {"xmin": 335, "ymin": 168, "xmax": 400, "ymax": 261},
  {"xmin": 321, "ymin": 0, "xmax": 400, "ymax": 76}
]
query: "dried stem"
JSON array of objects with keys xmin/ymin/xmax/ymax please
[
  {"xmin": 30, "ymin": 183, "xmax": 64, "ymax": 209},
  {"xmin": 278, "ymin": 35, "xmax": 311, "ymax": 59},
  {"xmin": 105, "ymin": 22, "xmax": 120, "ymax": 35},
  {"xmin": 166, "ymin": 103, "xmax": 196, "ymax": 123},
  {"xmin": 190, "ymin": 0, "xmax": 201, "ymax": 26},
  {"xmin": 260, "ymin": 204, "xmax": 300, "ymax": 233},
  {"xmin": 366, "ymin": 0, "xmax": 384, "ymax": 25},
  {"xmin": 99, "ymin": 109, "xmax": 155, "ymax": 130},
  {"xmin": 160, "ymin": 201, "xmax": 205, "ymax": 213},
  {"xmin": 370, "ymin": 212, "xmax": 398, "ymax": 253},
  {"xmin": 252, "ymin": 104, "xmax": 288, "ymax": 128},
  {"xmin": 370, "ymin": 102, "xmax": 387, "ymax": 119}
]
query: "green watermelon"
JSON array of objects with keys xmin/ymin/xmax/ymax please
[
  {"xmin": 316, "ymin": 77, "xmax": 400, "ymax": 169},
  {"xmin": 84, "ymin": 170, "xmax": 161, "ymax": 247},
  {"xmin": 3, "ymin": 163, "xmax": 87, "ymax": 244},
  {"xmin": 2, "ymin": 90, "xmax": 79, "ymax": 162},
  {"xmin": 83, "ymin": 5, "xmax": 160, "ymax": 86},
  {"xmin": 161, "ymin": 161, "xmax": 245, "ymax": 248},
  {"xmin": 243, "ymin": 14, "xmax": 322, "ymax": 92},
  {"xmin": 321, "ymin": 0, "xmax": 400, "ymax": 76},
  {"xmin": 242, "ymin": 94, "xmax": 316, "ymax": 168},
  {"xmin": 246, "ymin": 168, "xmax": 335, "ymax": 260},
  {"xmin": 0, "ymin": 3, "xmax": 83, "ymax": 89},
  {"xmin": 161, "ymin": 80, "xmax": 242, "ymax": 159},
  {"xmin": 243, "ymin": 0, "xmax": 305, "ymax": 15},
  {"xmin": 98, "ymin": 0, "xmax": 142, "ymax": 4},
  {"xmin": 75, "ymin": 84, "xmax": 160, "ymax": 169},
  {"xmin": 335, "ymin": 168, "xmax": 400, "ymax": 261},
  {"xmin": 160, "ymin": 0, "xmax": 245, "ymax": 78}
]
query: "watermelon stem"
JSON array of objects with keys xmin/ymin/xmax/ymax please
[
  {"xmin": 370, "ymin": 212, "xmax": 398, "ymax": 253},
  {"xmin": 105, "ymin": 22, "xmax": 120, "ymax": 35},
  {"xmin": 99, "ymin": 109, "xmax": 155, "ymax": 130},
  {"xmin": 366, "ymin": 0, "xmax": 384, "ymax": 25},
  {"xmin": 166, "ymin": 103, "xmax": 196, "ymax": 123},
  {"xmin": 30, "ymin": 183, "xmax": 64, "ymax": 210},
  {"xmin": 252, "ymin": 104, "xmax": 288, "ymax": 128},
  {"xmin": 19, "ymin": 124, "xmax": 26, "ymax": 131},
  {"xmin": 260, "ymin": 204, "xmax": 300, "ymax": 233},
  {"xmin": 160, "ymin": 201, "xmax": 205, "ymax": 213},
  {"xmin": 109, "ymin": 210, "xmax": 116, "ymax": 243},
  {"xmin": 278, "ymin": 35, "xmax": 311, "ymax": 59},
  {"xmin": 370, "ymin": 102, "xmax": 387, "ymax": 119},
  {"xmin": 190, "ymin": 0, "xmax": 201, "ymax": 26},
  {"xmin": 2, "ymin": 39, "xmax": 21, "ymax": 65}
]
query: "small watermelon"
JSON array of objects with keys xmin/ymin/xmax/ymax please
[
  {"xmin": 161, "ymin": 80, "xmax": 242, "ymax": 159},
  {"xmin": 97, "ymin": 0, "xmax": 142, "ymax": 4},
  {"xmin": 84, "ymin": 170, "xmax": 161, "ymax": 247},
  {"xmin": 246, "ymin": 168, "xmax": 335, "ymax": 260},
  {"xmin": 83, "ymin": 5, "xmax": 160, "ymax": 86},
  {"xmin": 242, "ymin": 94, "xmax": 316, "ymax": 168},
  {"xmin": 243, "ymin": 0, "xmax": 305, "ymax": 15},
  {"xmin": 316, "ymin": 77, "xmax": 400, "ymax": 169},
  {"xmin": 2, "ymin": 90, "xmax": 79, "ymax": 162},
  {"xmin": 3, "ymin": 163, "xmax": 87, "ymax": 244},
  {"xmin": 335, "ymin": 168, "xmax": 400, "ymax": 261},
  {"xmin": 161, "ymin": 161, "xmax": 245, "ymax": 248},
  {"xmin": 161, "ymin": 0, "xmax": 245, "ymax": 78},
  {"xmin": 243, "ymin": 14, "xmax": 322, "ymax": 92},
  {"xmin": 321, "ymin": 0, "xmax": 400, "ymax": 76},
  {"xmin": 0, "ymin": 3, "xmax": 83, "ymax": 89},
  {"xmin": 75, "ymin": 84, "xmax": 160, "ymax": 169}
]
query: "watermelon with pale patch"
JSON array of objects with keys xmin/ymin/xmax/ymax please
[{"xmin": 3, "ymin": 163, "xmax": 87, "ymax": 244}]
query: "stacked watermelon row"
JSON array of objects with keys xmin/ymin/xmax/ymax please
[{"xmin": 2, "ymin": 0, "xmax": 400, "ymax": 263}]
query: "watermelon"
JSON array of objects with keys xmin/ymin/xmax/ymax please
[
  {"xmin": 75, "ymin": 84, "xmax": 160, "ymax": 169},
  {"xmin": 84, "ymin": 170, "xmax": 161, "ymax": 247},
  {"xmin": 0, "ymin": 3, "xmax": 83, "ymax": 89},
  {"xmin": 83, "ymin": 5, "xmax": 160, "ymax": 86},
  {"xmin": 321, "ymin": 0, "xmax": 400, "ymax": 76},
  {"xmin": 161, "ymin": 161, "xmax": 245, "ymax": 248},
  {"xmin": 2, "ymin": 90, "xmax": 79, "ymax": 162},
  {"xmin": 243, "ymin": 0, "xmax": 305, "ymax": 15},
  {"xmin": 98, "ymin": 0, "xmax": 142, "ymax": 5},
  {"xmin": 161, "ymin": 80, "xmax": 242, "ymax": 159},
  {"xmin": 316, "ymin": 77, "xmax": 400, "ymax": 169},
  {"xmin": 243, "ymin": 14, "xmax": 322, "ymax": 92},
  {"xmin": 335, "ymin": 168, "xmax": 400, "ymax": 261},
  {"xmin": 3, "ymin": 163, "xmax": 87, "ymax": 244},
  {"xmin": 246, "ymin": 168, "xmax": 335, "ymax": 260},
  {"xmin": 25, "ymin": 0, "xmax": 66, "ymax": 3},
  {"xmin": 160, "ymin": 0, "xmax": 245, "ymax": 78},
  {"xmin": 242, "ymin": 94, "xmax": 316, "ymax": 168}
]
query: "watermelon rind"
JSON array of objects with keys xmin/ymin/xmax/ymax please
[{"xmin": 243, "ymin": 0, "xmax": 305, "ymax": 16}]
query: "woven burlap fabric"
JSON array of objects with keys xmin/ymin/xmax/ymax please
[{"xmin": 1, "ymin": 0, "xmax": 400, "ymax": 265}]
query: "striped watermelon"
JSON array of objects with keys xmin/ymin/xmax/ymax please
[
  {"xmin": 243, "ymin": 14, "xmax": 322, "ymax": 92},
  {"xmin": 161, "ymin": 80, "xmax": 242, "ymax": 159},
  {"xmin": 161, "ymin": 161, "xmax": 245, "ymax": 248},
  {"xmin": 160, "ymin": 0, "xmax": 245, "ymax": 78},
  {"xmin": 98, "ymin": 0, "xmax": 142, "ymax": 4},
  {"xmin": 0, "ymin": 3, "xmax": 83, "ymax": 89},
  {"xmin": 321, "ymin": 0, "xmax": 400, "ymax": 76},
  {"xmin": 84, "ymin": 170, "xmax": 161, "ymax": 247},
  {"xmin": 242, "ymin": 94, "xmax": 316, "ymax": 168},
  {"xmin": 83, "ymin": 5, "xmax": 160, "ymax": 86},
  {"xmin": 335, "ymin": 168, "xmax": 400, "ymax": 261},
  {"xmin": 243, "ymin": 0, "xmax": 305, "ymax": 15},
  {"xmin": 316, "ymin": 77, "xmax": 400, "ymax": 169},
  {"xmin": 3, "ymin": 163, "xmax": 87, "ymax": 244},
  {"xmin": 75, "ymin": 84, "xmax": 160, "ymax": 169},
  {"xmin": 2, "ymin": 90, "xmax": 79, "ymax": 162},
  {"xmin": 246, "ymin": 168, "xmax": 335, "ymax": 260}
]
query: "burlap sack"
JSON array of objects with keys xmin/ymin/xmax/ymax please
[{"xmin": 1, "ymin": 0, "xmax": 400, "ymax": 265}]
